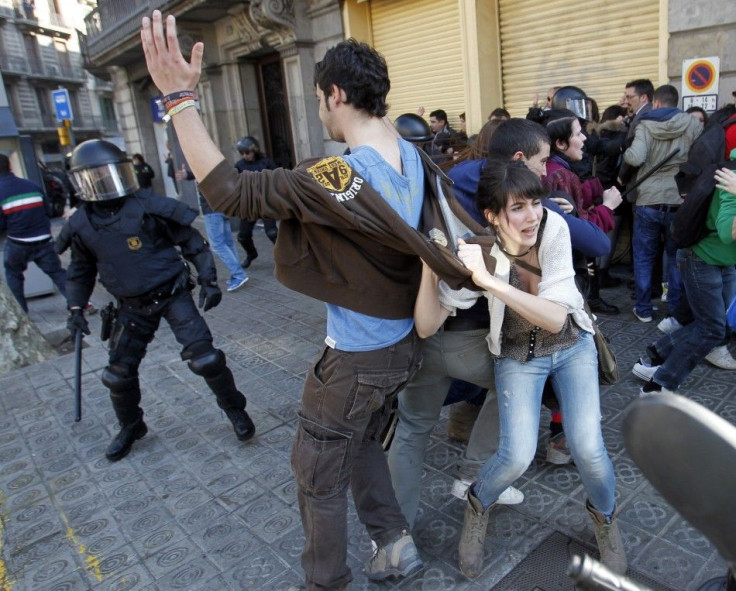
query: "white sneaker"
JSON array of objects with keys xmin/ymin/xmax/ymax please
[
  {"xmin": 704, "ymin": 345, "xmax": 736, "ymax": 370},
  {"xmin": 632, "ymin": 358, "xmax": 659, "ymax": 381},
  {"xmin": 450, "ymin": 479, "xmax": 524, "ymax": 505},
  {"xmin": 632, "ymin": 307, "xmax": 653, "ymax": 323},
  {"xmin": 546, "ymin": 432, "xmax": 573, "ymax": 465},
  {"xmin": 657, "ymin": 316, "xmax": 683, "ymax": 334},
  {"xmin": 498, "ymin": 486, "xmax": 524, "ymax": 505}
]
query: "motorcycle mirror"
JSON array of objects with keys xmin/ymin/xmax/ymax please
[{"xmin": 622, "ymin": 394, "xmax": 736, "ymax": 573}]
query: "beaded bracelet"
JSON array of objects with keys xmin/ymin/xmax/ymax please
[
  {"xmin": 163, "ymin": 99, "xmax": 197, "ymax": 121},
  {"xmin": 161, "ymin": 90, "xmax": 197, "ymax": 112}
]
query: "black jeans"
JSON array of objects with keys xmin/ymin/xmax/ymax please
[
  {"xmin": 237, "ymin": 218, "xmax": 277, "ymax": 256},
  {"xmin": 3, "ymin": 238, "xmax": 66, "ymax": 312},
  {"xmin": 291, "ymin": 330, "xmax": 421, "ymax": 590}
]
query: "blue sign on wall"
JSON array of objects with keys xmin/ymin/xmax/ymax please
[
  {"xmin": 51, "ymin": 88, "xmax": 73, "ymax": 121},
  {"xmin": 151, "ymin": 97, "xmax": 166, "ymax": 123}
]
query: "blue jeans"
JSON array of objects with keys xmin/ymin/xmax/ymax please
[
  {"xmin": 472, "ymin": 333, "xmax": 616, "ymax": 517},
  {"xmin": 202, "ymin": 214, "xmax": 246, "ymax": 282},
  {"xmin": 4, "ymin": 238, "xmax": 67, "ymax": 312},
  {"xmin": 387, "ymin": 328, "xmax": 498, "ymax": 528},
  {"xmin": 652, "ymin": 249, "xmax": 736, "ymax": 390},
  {"xmin": 633, "ymin": 206, "xmax": 682, "ymax": 317}
]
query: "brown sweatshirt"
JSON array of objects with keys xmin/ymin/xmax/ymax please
[{"xmin": 198, "ymin": 147, "xmax": 493, "ymax": 319}]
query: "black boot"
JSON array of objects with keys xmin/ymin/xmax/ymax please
[
  {"xmin": 588, "ymin": 297, "xmax": 620, "ymax": 315},
  {"xmin": 588, "ymin": 267, "xmax": 619, "ymax": 315},
  {"xmin": 224, "ymin": 408, "xmax": 256, "ymax": 441},
  {"xmin": 203, "ymin": 360, "xmax": 256, "ymax": 442},
  {"xmin": 242, "ymin": 250, "xmax": 258, "ymax": 268},
  {"xmin": 104, "ymin": 377, "xmax": 146, "ymax": 461},
  {"xmin": 106, "ymin": 415, "xmax": 147, "ymax": 461}
]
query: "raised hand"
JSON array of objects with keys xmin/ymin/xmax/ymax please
[{"xmin": 141, "ymin": 10, "xmax": 203, "ymax": 95}]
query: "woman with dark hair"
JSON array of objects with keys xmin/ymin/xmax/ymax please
[
  {"xmin": 413, "ymin": 159, "xmax": 626, "ymax": 579},
  {"xmin": 543, "ymin": 109, "xmax": 622, "ymax": 313},
  {"xmin": 543, "ymin": 110, "xmax": 621, "ymax": 231}
]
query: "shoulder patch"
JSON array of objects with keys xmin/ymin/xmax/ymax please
[
  {"xmin": 307, "ymin": 157, "xmax": 353, "ymax": 193},
  {"xmin": 306, "ymin": 156, "xmax": 365, "ymax": 203}
]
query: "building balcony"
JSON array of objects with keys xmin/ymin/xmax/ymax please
[
  {"xmin": 10, "ymin": 1, "xmax": 72, "ymax": 40},
  {"xmin": 16, "ymin": 112, "xmax": 119, "ymax": 133},
  {"xmin": 82, "ymin": 0, "xmax": 243, "ymax": 69},
  {"xmin": 0, "ymin": 55, "xmax": 86, "ymax": 83}
]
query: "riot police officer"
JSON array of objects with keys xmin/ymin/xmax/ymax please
[
  {"xmin": 58, "ymin": 139, "xmax": 255, "ymax": 461},
  {"xmin": 234, "ymin": 136, "xmax": 278, "ymax": 268}
]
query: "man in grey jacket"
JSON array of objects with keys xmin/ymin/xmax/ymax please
[{"xmin": 623, "ymin": 84, "xmax": 702, "ymax": 323}]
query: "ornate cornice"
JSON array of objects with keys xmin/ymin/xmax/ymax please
[
  {"xmin": 229, "ymin": 0, "xmax": 296, "ymax": 52},
  {"xmin": 250, "ymin": 0, "xmax": 295, "ymax": 31}
]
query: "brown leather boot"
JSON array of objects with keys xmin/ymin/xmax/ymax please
[
  {"xmin": 458, "ymin": 490, "xmax": 493, "ymax": 579},
  {"xmin": 586, "ymin": 500, "xmax": 627, "ymax": 574},
  {"xmin": 447, "ymin": 401, "xmax": 481, "ymax": 442}
]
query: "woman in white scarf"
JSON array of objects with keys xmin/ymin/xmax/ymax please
[{"xmin": 414, "ymin": 159, "xmax": 625, "ymax": 578}]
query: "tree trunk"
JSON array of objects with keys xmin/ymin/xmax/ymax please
[{"xmin": 0, "ymin": 279, "xmax": 55, "ymax": 375}]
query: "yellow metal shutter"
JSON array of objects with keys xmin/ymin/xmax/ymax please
[
  {"xmin": 370, "ymin": 0, "xmax": 466, "ymax": 129},
  {"xmin": 499, "ymin": 0, "xmax": 660, "ymax": 118}
]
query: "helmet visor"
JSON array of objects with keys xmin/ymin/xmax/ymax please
[
  {"xmin": 70, "ymin": 162, "xmax": 139, "ymax": 201},
  {"xmin": 565, "ymin": 98, "xmax": 593, "ymax": 121}
]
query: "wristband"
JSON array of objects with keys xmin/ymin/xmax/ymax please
[
  {"xmin": 161, "ymin": 90, "xmax": 197, "ymax": 111},
  {"xmin": 164, "ymin": 100, "xmax": 197, "ymax": 121}
]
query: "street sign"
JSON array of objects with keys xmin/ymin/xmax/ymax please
[
  {"xmin": 51, "ymin": 88, "xmax": 73, "ymax": 122},
  {"xmin": 681, "ymin": 56, "xmax": 720, "ymax": 112}
]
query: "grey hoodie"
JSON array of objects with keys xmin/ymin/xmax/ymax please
[{"xmin": 623, "ymin": 110, "xmax": 703, "ymax": 206}]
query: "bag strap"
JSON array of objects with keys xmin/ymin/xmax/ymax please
[{"xmin": 513, "ymin": 257, "xmax": 542, "ymax": 276}]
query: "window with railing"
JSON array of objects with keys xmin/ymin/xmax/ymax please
[
  {"xmin": 23, "ymin": 34, "xmax": 43, "ymax": 74},
  {"xmin": 99, "ymin": 96, "xmax": 117, "ymax": 130},
  {"xmin": 35, "ymin": 87, "xmax": 55, "ymax": 126}
]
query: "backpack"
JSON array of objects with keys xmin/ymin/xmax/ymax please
[{"xmin": 672, "ymin": 113, "xmax": 736, "ymax": 248}]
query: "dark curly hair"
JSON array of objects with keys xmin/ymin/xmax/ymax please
[{"xmin": 313, "ymin": 38, "xmax": 390, "ymax": 118}]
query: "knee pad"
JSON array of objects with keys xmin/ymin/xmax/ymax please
[
  {"xmin": 186, "ymin": 346, "xmax": 226, "ymax": 377},
  {"xmin": 101, "ymin": 364, "xmax": 138, "ymax": 393}
]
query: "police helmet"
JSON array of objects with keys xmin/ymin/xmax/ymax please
[
  {"xmin": 551, "ymin": 86, "xmax": 593, "ymax": 121},
  {"xmin": 235, "ymin": 136, "xmax": 260, "ymax": 154},
  {"xmin": 394, "ymin": 113, "xmax": 432, "ymax": 143},
  {"xmin": 69, "ymin": 139, "xmax": 139, "ymax": 201}
]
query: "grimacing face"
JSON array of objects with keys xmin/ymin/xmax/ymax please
[
  {"xmin": 522, "ymin": 141, "xmax": 551, "ymax": 179},
  {"xmin": 489, "ymin": 196, "xmax": 543, "ymax": 256}
]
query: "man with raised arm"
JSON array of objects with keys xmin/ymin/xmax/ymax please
[{"xmin": 141, "ymin": 11, "xmax": 489, "ymax": 590}]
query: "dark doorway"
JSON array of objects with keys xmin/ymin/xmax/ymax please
[{"xmin": 257, "ymin": 55, "xmax": 294, "ymax": 169}]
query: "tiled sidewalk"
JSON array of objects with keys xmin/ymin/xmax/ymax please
[{"xmin": 0, "ymin": 224, "xmax": 731, "ymax": 590}]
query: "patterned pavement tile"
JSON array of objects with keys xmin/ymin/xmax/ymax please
[{"xmin": 1, "ymin": 239, "xmax": 731, "ymax": 590}]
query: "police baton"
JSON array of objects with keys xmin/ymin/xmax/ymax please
[
  {"xmin": 74, "ymin": 328, "xmax": 83, "ymax": 422},
  {"xmin": 620, "ymin": 148, "xmax": 680, "ymax": 201}
]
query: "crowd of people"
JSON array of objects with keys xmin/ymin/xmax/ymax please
[{"xmin": 2, "ymin": 9, "xmax": 735, "ymax": 590}]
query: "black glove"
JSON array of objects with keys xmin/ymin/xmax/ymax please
[
  {"xmin": 67, "ymin": 308, "xmax": 90, "ymax": 335},
  {"xmin": 198, "ymin": 283, "xmax": 222, "ymax": 312}
]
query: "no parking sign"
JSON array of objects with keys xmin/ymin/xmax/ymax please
[{"xmin": 682, "ymin": 56, "xmax": 719, "ymax": 112}]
